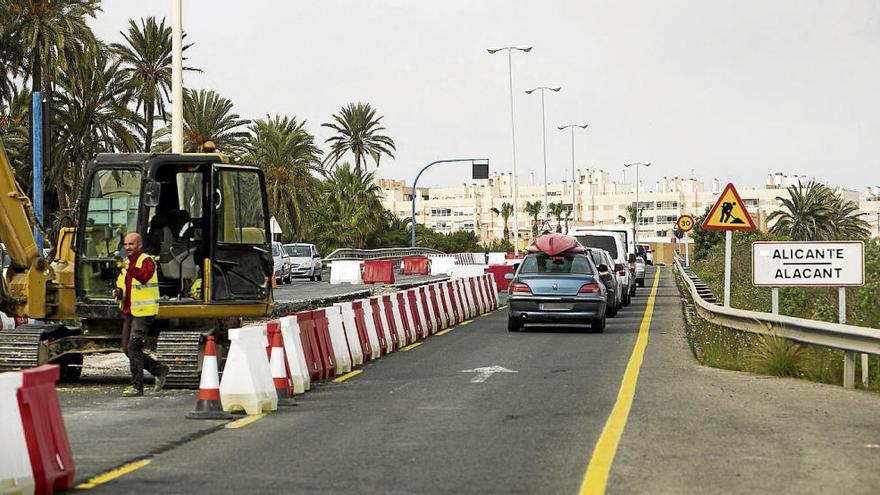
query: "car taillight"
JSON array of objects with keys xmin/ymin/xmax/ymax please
[
  {"xmin": 618, "ymin": 270, "xmax": 626, "ymax": 276},
  {"xmin": 509, "ymin": 282, "xmax": 532, "ymax": 294},
  {"xmin": 578, "ymin": 282, "xmax": 602, "ymax": 294}
]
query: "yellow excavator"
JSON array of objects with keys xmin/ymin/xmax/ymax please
[{"xmin": 0, "ymin": 138, "xmax": 274, "ymax": 387}]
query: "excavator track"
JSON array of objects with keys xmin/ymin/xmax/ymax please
[
  {"xmin": 155, "ymin": 331, "xmax": 204, "ymax": 389},
  {"xmin": 0, "ymin": 325, "xmax": 46, "ymax": 372}
]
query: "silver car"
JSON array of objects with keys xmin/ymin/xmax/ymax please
[
  {"xmin": 271, "ymin": 241, "xmax": 291, "ymax": 284},
  {"xmin": 283, "ymin": 243, "xmax": 323, "ymax": 281}
]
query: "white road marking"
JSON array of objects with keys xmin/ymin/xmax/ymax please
[{"xmin": 459, "ymin": 365, "xmax": 518, "ymax": 383}]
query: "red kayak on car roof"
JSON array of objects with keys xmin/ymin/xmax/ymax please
[{"xmin": 526, "ymin": 232, "xmax": 585, "ymax": 256}]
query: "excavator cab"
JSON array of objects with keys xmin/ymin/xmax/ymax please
[{"xmin": 74, "ymin": 153, "xmax": 274, "ymax": 319}]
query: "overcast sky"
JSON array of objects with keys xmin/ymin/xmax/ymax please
[{"xmin": 90, "ymin": 1, "xmax": 880, "ymax": 192}]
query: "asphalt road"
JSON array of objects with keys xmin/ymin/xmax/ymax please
[{"xmin": 63, "ymin": 266, "xmax": 880, "ymax": 494}]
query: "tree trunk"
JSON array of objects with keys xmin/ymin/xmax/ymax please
[{"xmin": 144, "ymin": 103, "xmax": 155, "ymax": 152}]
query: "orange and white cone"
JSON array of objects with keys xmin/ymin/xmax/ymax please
[
  {"xmin": 186, "ymin": 335, "xmax": 233, "ymax": 419},
  {"xmin": 270, "ymin": 327, "xmax": 297, "ymax": 407}
]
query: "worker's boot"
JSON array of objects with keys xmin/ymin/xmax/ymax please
[
  {"xmin": 122, "ymin": 386, "xmax": 143, "ymax": 397},
  {"xmin": 154, "ymin": 365, "xmax": 170, "ymax": 392}
]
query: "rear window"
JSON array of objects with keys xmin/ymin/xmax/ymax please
[
  {"xmin": 588, "ymin": 251, "xmax": 604, "ymax": 267},
  {"xmin": 576, "ymin": 235, "xmax": 618, "ymax": 259},
  {"xmin": 519, "ymin": 253, "xmax": 594, "ymax": 275}
]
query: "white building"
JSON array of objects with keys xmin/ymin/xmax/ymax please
[{"xmin": 378, "ymin": 171, "xmax": 869, "ymax": 247}]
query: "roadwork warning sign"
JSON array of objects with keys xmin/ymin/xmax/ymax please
[
  {"xmin": 752, "ymin": 241, "xmax": 865, "ymax": 287},
  {"xmin": 701, "ymin": 183, "xmax": 756, "ymax": 231}
]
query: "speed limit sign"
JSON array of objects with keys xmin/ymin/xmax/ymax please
[{"xmin": 676, "ymin": 214, "xmax": 695, "ymax": 233}]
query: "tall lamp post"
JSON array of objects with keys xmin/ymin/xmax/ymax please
[
  {"xmin": 171, "ymin": 0, "xmax": 184, "ymax": 153},
  {"xmin": 411, "ymin": 159, "xmax": 489, "ymax": 247},
  {"xmin": 556, "ymin": 123, "xmax": 589, "ymax": 224},
  {"xmin": 525, "ymin": 85, "xmax": 562, "ymax": 220},
  {"xmin": 487, "ymin": 45, "xmax": 531, "ymax": 254},
  {"xmin": 623, "ymin": 161, "xmax": 651, "ymax": 246}
]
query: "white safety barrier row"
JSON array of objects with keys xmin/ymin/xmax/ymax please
[
  {"xmin": 216, "ymin": 275, "xmax": 500, "ymax": 417},
  {"xmin": 329, "ymin": 260, "xmax": 364, "ymax": 285},
  {"xmin": 450, "ymin": 264, "xmax": 489, "ymax": 280},
  {"xmin": 428, "ymin": 256, "xmax": 457, "ymax": 276}
]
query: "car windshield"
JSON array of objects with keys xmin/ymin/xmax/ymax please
[
  {"xmin": 576, "ymin": 235, "xmax": 618, "ymax": 259},
  {"xmin": 284, "ymin": 245, "xmax": 311, "ymax": 257},
  {"xmin": 519, "ymin": 253, "xmax": 594, "ymax": 275},
  {"xmin": 272, "ymin": 244, "xmax": 281, "ymax": 257}
]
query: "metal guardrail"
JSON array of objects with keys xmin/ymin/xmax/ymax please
[
  {"xmin": 325, "ymin": 247, "xmax": 443, "ymax": 261},
  {"xmin": 673, "ymin": 252, "xmax": 880, "ymax": 388}
]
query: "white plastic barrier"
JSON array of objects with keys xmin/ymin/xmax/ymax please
[
  {"xmin": 335, "ymin": 302, "xmax": 364, "ymax": 367},
  {"xmin": 388, "ymin": 296, "xmax": 408, "ymax": 346},
  {"xmin": 469, "ymin": 253, "xmax": 488, "ymax": 265},
  {"xmin": 330, "ymin": 260, "xmax": 364, "ymax": 285},
  {"xmin": 325, "ymin": 307, "xmax": 352, "ymax": 374},
  {"xmin": 487, "ymin": 252, "xmax": 507, "ymax": 265},
  {"xmin": 360, "ymin": 299, "xmax": 382, "ymax": 359},
  {"xmin": 399, "ymin": 293, "xmax": 419, "ymax": 344},
  {"xmin": 0, "ymin": 371, "xmax": 35, "ymax": 495},
  {"xmin": 280, "ymin": 316, "xmax": 310, "ymax": 393},
  {"xmin": 220, "ymin": 326, "xmax": 278, "ymax": 415},
  {"xmin": 450, "ymin": 264, "xmax": 488, "ymax": 280},
  {"xmin": 411, "ymin": 289, "xmax": 430, "ymax": 338},
  {"xmin": 433, "ymin": 284, "xmax": 450, "ymax": 329},
  {"xmin": 429, "ymin": 256, "xmax": 457, "ymax": 276},
  {"xmin": 421, "ymin": 287, "xmax": 439, "ymax": 334},
  {"xmin": 448, "ymin": 281, "xmax": 465, "ymax": 323},
  {"xmin": 439, "ymin": 282, "xmax": 457, "ymax": 325}
]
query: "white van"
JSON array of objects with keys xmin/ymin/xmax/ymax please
[{"xmin": 569, "ymin": 229, "xmax": 634, "ymax": 306}]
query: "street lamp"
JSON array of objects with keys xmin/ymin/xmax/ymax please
[
  {"xmin": 623, "ymin": 161, "xmax": 651, "ymax": 246},
  {"xmin": 525, "ymin": 85, "xmax": 562, "ymax": 220},
  {"xmin": 487, "ymin": 45, "xmax": 531, "ymax": 254},
  {"xmin": 557, "ymin": 123, "xmax": 589, "ymax": 226},
  {"xmin": 410, "ymin": 158, "xmax": 489, "ymax": 247},
  {"xmin": 171, "ymin": 0, "xmax": 184, "ymax": 153}
]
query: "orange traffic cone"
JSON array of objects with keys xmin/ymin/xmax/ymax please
[
  {"xmin": 269, "ymin": 326, "xmax": 296, "ymax": 407},
  {"xmin": 186, "ymin": 335, "xmax": 233, "ymax": 419}
]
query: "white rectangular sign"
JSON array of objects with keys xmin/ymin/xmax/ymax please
[{"xmin": 752, "ymin": 241, "xmax": 864, "ymax": 287}]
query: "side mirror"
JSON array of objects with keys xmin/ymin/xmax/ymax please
[
  {"xmin": 313, "ymin": 254, "xmax": 320, "ymax": 258},
  {"xmin": 144, "ymin": 180, "xmax": 161, "ymax": 208},
  {"xmin": 503, "ymin": 273, "xmax": 514, "ymax": 280},
  {"xmin": 628, "ymin": 253, "xmax": 637, "ymax": 263},
  {"xmin": 597, "ymin": 264, "xmax": 608, "ymax": 273},
  {"xmin": 614, "ymin": 263, "xmax": 625, "ymax": 272},
  {"xmin": 601, "ymin": 273, "xmax": 613, "ymax": 282}
]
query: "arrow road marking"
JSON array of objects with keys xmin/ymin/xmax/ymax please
[{"xmin": 459, "ymin": 365, "xmax": 518, "ymax": 383}]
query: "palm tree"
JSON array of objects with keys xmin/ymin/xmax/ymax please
[
  {"xmin": 626, "ymin": 203, "xmax": 639, "ymax": 229},
  {"xmin": 245, "ymin": 114, "xmax": 322, "ymax": 241},
  {"xmin": 548, "ymin": 201, "xmax": 566, "ymax": 233},
  {"xmin": 0, "ymin": 85, "xmax": 31, "ymax": 184},
  {"xmin": 311, "ymin": 163, "xmax": 385, "ymax": 251},
  {"xmin": 524, "ymin": 200, "xmax": 542, "ymax": 237},
  {"xmin": 322, "ymin": 102, "xmax": 395, "ymax": 170},
  {"xmin": 111, "ymin": 16, "xmax": 199, "ymax": 152},
  {"xmin": 768, "ymin": 181, "xmax": 834, "ymax": 241},
  {"xmin": 5, "ymin": 0, "xmax": 100, "ymax": 100},
  {"xmin": 50, "ymin": 45, "xmax": 141, "ymax": 212},
  {"xmin": 826, "ymin": 194, "xmax": 871, "ymax": 240},
  {"xmin": 490, "ymin": 202, "xmax": 514, "ymax": 242},
  {"xmin": 153, "ymin": 89, "xmax": 250, "ymax": 154}
]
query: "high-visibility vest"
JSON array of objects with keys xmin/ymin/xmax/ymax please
[{"xmin": 117, "ymin": 252, "xmax": 160, "ymax": 317}]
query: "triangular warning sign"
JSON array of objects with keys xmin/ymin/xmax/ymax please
[{"xmin": 701, "ymin": 183, "xmax": 756, "ymax": 231}]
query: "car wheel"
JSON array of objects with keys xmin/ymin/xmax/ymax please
[
  {"xmin": 607, "ymin": 302, "xmax": 618, "ymax": 318},
  {"xmin": 638, "ymin": 279, "xmax": 645, "ymax": 288},
  {"xmin": 623, "ymin": 291, "xmax": 631, "ymax": 306},
  {"xmin": 591, "ymin": 316, "xmax": 606, "ymax": 333},
  {"xmin": 316, "ymin": 271, "xmax": 323, "ymax": 282},
  {"xmin": 507, "ymin": 316, "xmax": 521, "ymax": 332}
]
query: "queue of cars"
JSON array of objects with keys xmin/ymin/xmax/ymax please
[
  {"xmin": 506, "ymin": 231, "xmax": 648, "ymax": 333},
  {"xmin": 271, "ymin": 242, "xmax": 323, "ymax": 284}
]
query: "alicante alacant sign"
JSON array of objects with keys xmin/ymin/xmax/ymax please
[{"xmin": 752, "ymin": 241, "xmax": 865, "ymax": 287}]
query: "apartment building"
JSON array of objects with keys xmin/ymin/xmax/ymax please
[{"xmin": 378, "ymin": 171, "xmax": 869, "ymax": 247}]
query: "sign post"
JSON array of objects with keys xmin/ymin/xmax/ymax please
[
  {"xmin": 701, "ymin": 183, "xmax": 756, "ymax": 307},
  {"xmin": 676, "ymin": 214, "xmax": 695, "ymax": 266},
  {"xmin": 751, "ymin": 240, "xmax": 865, "ymax": 388}
]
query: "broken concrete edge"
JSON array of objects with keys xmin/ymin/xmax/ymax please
[{"xmin": 269, "ymin": 276, "xmax": 451, "ymax": 318}]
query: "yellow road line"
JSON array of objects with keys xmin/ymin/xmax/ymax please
[
  {"xmin": 225, "ymin": 412, "xmax": 267, "ymax": 429},
  {"xmin": 579, "ymin": 267, "xmax": 661, "ymax": 495},
  {"xmin": 333, "ymin": 369, "xmax": 364, "ymax": 383},
  {"xmin": 435, "ymin": 327, "xmax": 454, "ymax": 336},
  {"xmin": 400, "ymin": 342, "xmax": 423, "ymax": 352},
  {"xmin": 459, "ymin": 320, "xmax": 473, "ymax": 326},
  {"xmin": 76, "ymin": 459, "xmax": 151, "ymax": 489}
]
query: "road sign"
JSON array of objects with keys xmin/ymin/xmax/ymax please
[
  {"xmin": 752, "ymin": 241, "xmax": 865, "ymax": 287},
  {"xmin": 701, "ymin": 183, "xmax": 756, "ymax": 231},
  {"xmin": 676, "ymin": 214, "xmax": 695, "ymax": 233}
]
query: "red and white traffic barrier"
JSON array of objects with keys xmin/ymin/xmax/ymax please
[{"xmin": 0, "ymin": 371, "xmax": 36, "ymax": 495}]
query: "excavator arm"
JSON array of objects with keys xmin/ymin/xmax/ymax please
[{"xmin": 0, "ymin": 138, "xmax": 54, "ymax": 318}]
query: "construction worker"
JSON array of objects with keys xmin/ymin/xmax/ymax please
[{"xmin": 114, "ymin": 232, "xmax": 169, "ymax": 397}]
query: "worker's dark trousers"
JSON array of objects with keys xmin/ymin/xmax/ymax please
[{"xmin": 122, "ymin": 314, "xmax": 166, "ymax": 392}]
